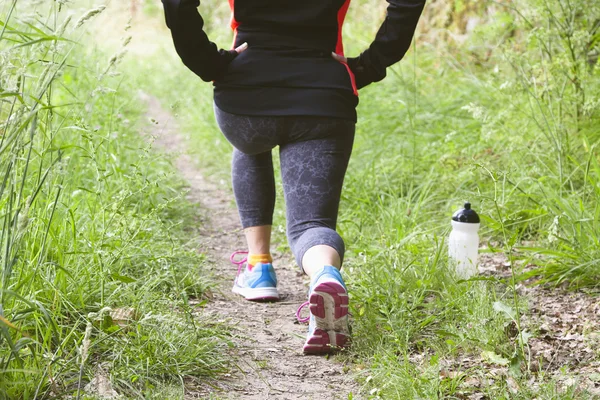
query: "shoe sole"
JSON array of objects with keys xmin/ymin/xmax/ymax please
[
  {"xmin": 303, "ymin": 279, "xmax": 349, "ymax": 354},
  {"xmin": 232, "ymin": 285, "xmax": 279, "ymax": 302}
]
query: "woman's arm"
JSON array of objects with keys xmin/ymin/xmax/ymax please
[
  {"xmin": 162, "ymin": 0, "xmax": 238, "ymax": 81},
  {"xmin": 342, "ymin": 0, "xmax": 427, "ymax": 89}
]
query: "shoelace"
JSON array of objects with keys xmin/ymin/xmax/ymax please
[
  {"xmin": 234, "ymin": 250, "xmax": 309, "ymax": 321},
  {"xmin": 230, "ymin": 250, "xmax": 248, "ymax": 283},
  {"xmin": 296, "ymin": 301, "xmax": 310, "ymax": 323}
]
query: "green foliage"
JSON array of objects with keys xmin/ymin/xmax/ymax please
[
  {"xmin": 334, "ymin": 1, "xmax": 599, "ymax": 395},
  {"xmin": 463, "ymin": 0, "xmax": 600, "ymax": 288},
  {"xmin": 0, "ymin": 2, "xmax": 226, "ymax": 398}
]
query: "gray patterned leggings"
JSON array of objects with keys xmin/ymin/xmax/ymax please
[{"xmin": 214, "ymin": 105, "xmax": 355, "ymax": 269}]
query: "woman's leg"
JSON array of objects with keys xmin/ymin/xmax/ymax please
[
  {"xmin": 279, "ymin": 117, "xmax": 355, "ymax": 275},
  {"xmin": 279, "ymin": 117, "xmax": 355, "ymax": 353},
  {"xmin": 243, "ymin": 225, "xmax": 271, "ymax": 255},
  {"xmin": 226, "ymin": 148, "xmax": 278, "ymax": 300},
  {"xmin": 301, "ymin": 245, "xmax": 341, "ymax": 277},
  {"xmin": 215, "ymin": 105, "xmax": 280, "ymax": 300},
  {"xmin": 231, "ymin": 148, "xmax": 276, "ymax": 238},
  {"xmin": 216, "ymin": 105, "xmax": 279, "ymax": 250},
  {"xmin": 231, "ymin": 149, "xmax": 276, "ymax": 267}
]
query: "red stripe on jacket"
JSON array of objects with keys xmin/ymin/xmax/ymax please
[
  {"xmin": 336, "ymin": 0, "xmax": 358, "ymax": 96},
  {"xmin": 228, "ymin": 0, "xmax": 239, "ymax": 49}
]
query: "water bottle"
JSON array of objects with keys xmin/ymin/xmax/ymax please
[{"xmin": 448, "ymin": 202, "xmax": 480, "ymax": 278}]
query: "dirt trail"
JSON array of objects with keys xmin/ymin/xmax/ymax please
[{"xmin": 140, "ymin": 93, "xmax": 360, "ymax": 399}]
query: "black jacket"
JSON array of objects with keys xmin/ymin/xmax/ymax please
[{"xmin": 162, "ymin": 0, "xmax": 425, "ymax": 121}]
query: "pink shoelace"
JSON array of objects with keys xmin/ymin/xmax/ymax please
[
  {"xmin": 296, "ymin": 301, "xmax": 310, "ymax": 323},
  {"xmin": 230, "ymin": 250, "xmax": 248, "ymax": 283},
  {"xmin": 233, "ymin": 250, "xmax": 310, "ymax": 322}
]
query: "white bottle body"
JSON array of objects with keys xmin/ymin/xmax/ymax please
[{"xmin": 448, "ymin": 221, "xmax": 480, "ymax": 278}]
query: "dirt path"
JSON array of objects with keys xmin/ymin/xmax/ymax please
[{"xmin": 140, "ymin": 93, "xmax": 360, "ymax": 399}]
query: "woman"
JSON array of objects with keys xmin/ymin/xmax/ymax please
[{"xmin": 161, "ymin": 0, "xmax": 425, "ymax": 354}]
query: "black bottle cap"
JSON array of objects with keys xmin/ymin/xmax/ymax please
[{"xmin": 452, "ymin": 202, "xmax": 480, "ymax": 223}]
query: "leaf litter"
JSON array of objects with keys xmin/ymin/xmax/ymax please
[{"xmin": 431, "ymin": 252, "xmax": 600, "ymax": 398}]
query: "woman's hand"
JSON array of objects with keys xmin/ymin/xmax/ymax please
[
  {"xmin": 331, "ymin": 52, "xmax": 347, "ymax": 64},
  {"xmin": 235, "ymin": 42, "xmax": 249, "ymax": 54},
  {"xmin": 332, "ymin": 52, "xmax": 382, "ymax": 90},
  {"xmin": 212, "ymin": 43, "xmax": 249, "ymax": 82},
  {"xmin": 332, "ymin": 52, "xmax": 369, "ymax": 90}
]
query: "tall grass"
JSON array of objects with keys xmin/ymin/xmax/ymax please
[
  {"xmin": 0, "ymin": 2, "xmax": 227, "ymax": 398},
  {"xmin": 494, "ymin": 0, "xmax": 600, "ymax": 288}
]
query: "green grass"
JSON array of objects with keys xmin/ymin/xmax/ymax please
[
  {"xmin": 3, "ymin": 0, "xmax": 599, "ymax": 398},
  {"xmin": 0, "ymin": 2, "xmax": 229, "ymax": 398}
]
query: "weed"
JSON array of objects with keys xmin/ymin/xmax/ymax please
[{"xmin": 0, "ymin": 2, "xmax": 228, "ymax": 398}]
